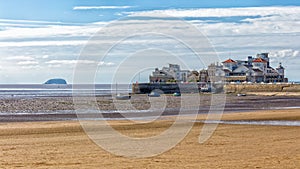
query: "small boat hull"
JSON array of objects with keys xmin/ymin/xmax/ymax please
[
  {"xmin": 237, "ymin": 93, "xmax": 246, "ymax": 97},
  {"xmin": 148, "ymin": 92, "xmax": 160, "ymax": 97},
  {"xmin": 173, "ymin": 92, "xmax": 181, "ymax": 97},
  {"xmin": 116, "ymin": 95, "xmax": 131, "ymax": 100}
]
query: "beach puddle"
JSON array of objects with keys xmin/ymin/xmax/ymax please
[
  {"xmin": 271, "ymin": 106, "xmax": 300, "ymax": 110},
  {"xmin": 196, "ymin": 120, "xmax": 300, "ymax": 127}
]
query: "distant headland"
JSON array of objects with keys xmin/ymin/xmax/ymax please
[{"xmin": 44, "ymin": 78, "xmax": 67, "ymax": 84}]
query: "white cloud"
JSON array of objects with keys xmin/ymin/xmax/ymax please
[
  {"xmin": 126, "ymin": 6, "xmax": 300, "ymax": 18},
  {"xmin": 73, "ymin": 6, "xmax": 134, "ymax": 10},
  {"xmin": 98, "ymin": 61, "xmax": 115, "ymax": 66},
  {"xmin": 6, "ymin": 56, "xmax": 35, "ymax": 61},
  {"xmin": 17, "ymin": 60, "xmax": 39, "ymax": 65},
  {"xmin": 37, "ymin": 55, "xmax": 49, "ymax": 59},
  {"xmin": 0, "ymin": 19, "xmax": 64, "ymax": 25},
  {"xmin": 114, "ymin": 12, "xmax": 123, "ymax": 16},
  {"xmin": 269, "ymin": 49, "xmax": 300, "ymax": 59},
  {"xmin": 0, "ymin": 40, "xmax": 86, "ymax": 47},
  {"xmin": 124, "ymin": 6, "xmax": 300, "ymax": 36},
  {"xmin": 46, "ymin": 60, "xmax": 115, "ymax": 66},
  {"xmin": 46, "ymin": 60, "xmax": 94, "ymax": 65},
  {"xmin": 20, "ymin": 65, "xmax": 40, "ymax": 69},
  {"xmin": 0, "ymin": 24, "xmax": 100, "ymax": 40}
]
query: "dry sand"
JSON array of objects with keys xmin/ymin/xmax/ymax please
[{"xmin": 0, "ymin": 109, "xmax": 299, "ymax": 169}]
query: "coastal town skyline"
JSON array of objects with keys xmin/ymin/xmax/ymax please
[
  {"xmin": 0, "ymin": 0, "xmax": 300, "ymax": 83},
  {"xmin": 149, "ymin": 53, "xmax": 287, "ymax": 84}
]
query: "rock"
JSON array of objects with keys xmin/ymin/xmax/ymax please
[{"xmin": 44, "ymin": 78, "xmax": 67, "ymax": 84}]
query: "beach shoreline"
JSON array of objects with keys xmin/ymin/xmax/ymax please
[{"xmin": 1, "ymin": 94, "xmax": 300, "ymax": 122}]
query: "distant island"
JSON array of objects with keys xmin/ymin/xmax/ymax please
[{"xmin": 44, "ymin": 78, "xmax": 67, "ymax": 84}]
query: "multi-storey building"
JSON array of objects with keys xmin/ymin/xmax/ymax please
[
  {"xmin": 200, "ymin": 53, "xmax": 287, "ymax": 83},
  {"xmin": 149, "ymin": 64, "xmax": 190, "ymax": 83}
]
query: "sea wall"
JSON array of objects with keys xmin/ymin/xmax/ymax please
[
  {"xmin": 225, "ymin": 83, "xmax": 300, "ymax": 93},
  {"xmin": 132, "ymin": 83, "xmax": 300, "ymax": 94}
]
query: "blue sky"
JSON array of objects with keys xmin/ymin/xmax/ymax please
[
  {"xmin": 1, "ymin": 0, "xmax": 300, "ymax": 23},
  {"xmin": 0, "ymin": 0, "xmax": 300, "ymax": 83}
]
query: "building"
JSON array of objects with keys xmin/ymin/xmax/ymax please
[
  {"xmin": 150, "ymin": 53, "xmax": 287, "ymax": 84},
  {"xmin": 149, "ymin": 64, "xmax": 190, "ymax": 83},
  {"xmin": 199, "ymin": 69, "xmax": 208, "ymax": 83},
  {"xmin": 207, "ymin": 63, "xmax": 225, "ymax": 83},
  {"xmin": 199, "ymin": 53, "xmax": 287, "ymax": 83},
  {"xmin": 187, "ymin": 70, "xmax": 200, "ymax": 82},
  {"xmin": 149, "ymin": 68, "xmax": 174, "ymax": 83}
]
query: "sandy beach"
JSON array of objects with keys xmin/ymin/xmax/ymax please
[
  {"xmin": 1, "ymin": 0, "xmax": 300, "ymax": 168},
  {"xmin": 0, "ymin": 108, "xmax": 299, "ymax": 169}
]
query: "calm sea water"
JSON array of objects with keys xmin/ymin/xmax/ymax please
[{"xmin": 0, "ymin": 84, "xmax": 132, "ymax": 98}]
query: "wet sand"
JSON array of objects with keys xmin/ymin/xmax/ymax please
[
  {"xmin": 0, "ymin": 109, "xmax": 299, "ymax": 168},
  {"xmin": 1, "ymin": 94, "xmax": 300, "ymax": 122}
]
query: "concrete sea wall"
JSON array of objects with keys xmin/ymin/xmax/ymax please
[{"xmin": 132, "ymin": 83, "xmax": 300, "ymax": 94}]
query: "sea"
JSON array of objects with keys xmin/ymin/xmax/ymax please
[
  {"xmin": 0, "ymin": 84, "xmax": 132, "ymax": 98},
  {"xmin": 0, "ymin": 84, "xmax": 135, "ymax": 122}
]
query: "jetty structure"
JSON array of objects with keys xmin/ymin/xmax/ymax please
[{"xmin": 132, "ymin": 52, "xmax": 290, "ymax": 94}]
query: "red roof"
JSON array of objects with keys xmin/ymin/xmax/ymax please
[
  {"xmin": 253, "ymin": 58, "xmax": 267, "ymax": 63},
  {"xmin": 222, "ymin": 59, "xmax": 236, "ymax": 63}
]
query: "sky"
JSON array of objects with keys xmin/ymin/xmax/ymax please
[{"xmin": 0, "ymin": 0, "xmax": 300, "ymax": 83}]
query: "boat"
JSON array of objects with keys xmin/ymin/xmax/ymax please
[
  {"xmin": 237, "ymin": 93, "xmax": 246, "ymax": 97},
  {"xmin": 200, "ymin": 87, "xmax": 210, "ymax": 92},
  {"xmin": 115, "ymin": 83, "xmax": 131, "ymax": 100},
  {"xmin": 116, "ymin": 94, "xmax": 131, "ymax": 100},
  {"xmin": 173, "ymin": 92, "xmax": 181, "ymax": 97},
  {"xmin": 148, "ymin": 91, "xmax": 160, "ymax": 97}
]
